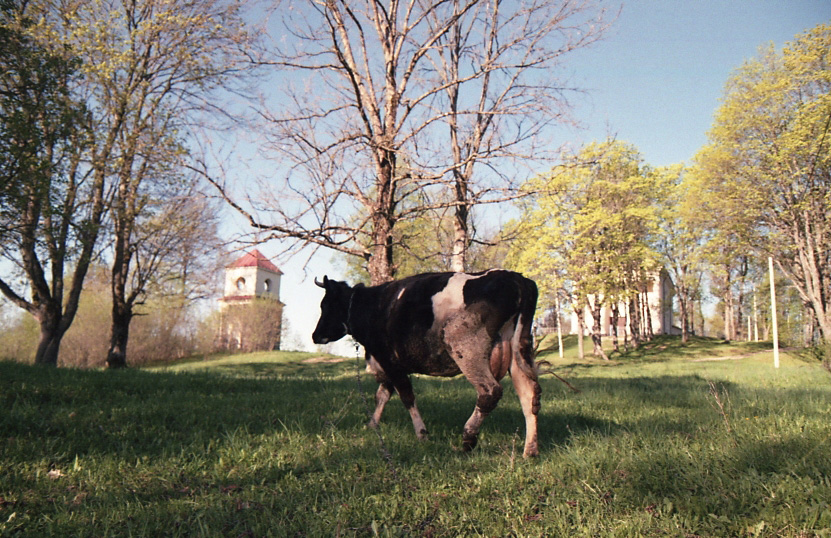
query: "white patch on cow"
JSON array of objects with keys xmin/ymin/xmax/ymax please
[
  {"xmin": 431, "ymin": 272, "xmax": 488, "ymax": 329},
  {"xmin": 396, "ymin": 288, "xmax": 406, "ymax": 301},
  {"xmin": 512, "ymin": 312, "xmax": 524, "ymax": 357}
]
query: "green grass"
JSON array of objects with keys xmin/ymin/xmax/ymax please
[{"xmin": 2, "ymin": 340, "xmax": 830, "ymax": 536}]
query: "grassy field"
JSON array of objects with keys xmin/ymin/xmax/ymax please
[{"xmin": 1, "ymin": 339, "xmax": 830, "ymax": 537}]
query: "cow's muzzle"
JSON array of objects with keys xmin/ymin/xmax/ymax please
[{"xmin": 312, "ymin": 332, "xmax": 329, "ymax": 345}]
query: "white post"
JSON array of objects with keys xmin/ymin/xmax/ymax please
[
  {"xmin": 768, "ymin": 257, "xmax": 780, "ymax": 368},
  {"xmin": 556, "ymin": 293, "xmax": 564, "ymax": 359}
]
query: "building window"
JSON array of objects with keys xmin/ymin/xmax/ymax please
[
  {"xmin": 236, "ymin": 277, "xmax": 246, "ymax": 291},
  {"xmin": 264, "ymin": 278, "xmax": 272, "ymax": 292}
]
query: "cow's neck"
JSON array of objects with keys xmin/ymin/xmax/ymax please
[
  {"xmin": 345, "ymin": 284, "xmax": 382, "ymax": 348},
  {"xmin": 344, "ymin": 287, "xmax": 356, "ymax": 335}
]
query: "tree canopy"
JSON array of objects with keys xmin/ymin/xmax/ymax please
[
  {"xmin": 690, "ymin": 23, "xmax": 831, "ymax": 342},
  {"xmin": 508, "ymin": 139, "xmax": 665, "ymax": 357}
]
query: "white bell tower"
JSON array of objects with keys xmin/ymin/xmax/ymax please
[
  {"xmin": 219, "ymin": 249, "xmax": 284, "ymax": 351},
  {"xmin": 223, "ymin": 249, "xmax": 282, "ymax": 303}
]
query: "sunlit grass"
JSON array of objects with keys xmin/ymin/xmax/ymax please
[{"xmin": 2, "ymin": 339, "xmax": 830, "ymax": 536}]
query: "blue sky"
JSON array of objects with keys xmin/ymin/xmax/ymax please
[
  {"xmin": 278, "ymin": 1, "xmax": 830, "ymax": 352},
  {"xmin": 563, "ymin": 0, "xmax": 831, "ymax": 167}
]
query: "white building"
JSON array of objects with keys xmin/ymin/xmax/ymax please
[
  {"xmin": 567, "ymin": 269, "xmax": 679, "ymax": 337},
  {"xmin": 218, "ymin": 249, "xmax": 284, "ymax": 351}
]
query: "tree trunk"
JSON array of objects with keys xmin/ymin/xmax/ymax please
[
  {"xmin": 723, "ymin": 295, "xmax": 734, "ymax": 341},
  {"xmin": 803, "ymin": 302, "xmax": 817, "ymax": 347},
  {"xmin": 575, "ymin": 300, "xmax": 586, "ymax": 359},
  {"xmin": 677, "ymin": 265, "xmax": 690, "ymax": 343},
  {"xmin": 643, "ymin": 289, "xmax": 654, "ymax": 341},
  {"xmin": 589, "ymin": 296, "xmax": 609, "ymax": 360},
  {"xmin": 107, "ymin": 177, "xmax": 136, "ymax": 369},
  {"xmin": 679, "ymin": 290, "xmax": 689, "ymax": 343},
  {"xmin": 610, "ymin": 302, "xmax": 620, "ymax": 353},
  {"xmin": 628, "ymin": 296, "xmax": 641, "ymax": 348},
  {"xmin": 368, "ymin": 218, "xmax": 395, "ymax": 285},
  {"xmin": 736, "ymin": 291, "xmax": 745, "ymax": 341},
  {"xmin": 106, "ymin": 302, "xmax": 132, "ymax": 369},
  {"xmin": 34, "ymin": 308, "xmax": 65, "ymax": 366},
  {"xmin": 367, "ymin": 149, "xmax": 398, "ymax": 286},
  {"xmin": 450, "ymin": 196, "xmax": 469, "ymax": 273}
]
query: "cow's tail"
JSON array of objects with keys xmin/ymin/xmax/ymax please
[{"xmin": 512, "ymin": 276, "xmax": 539, "ymax": 381}]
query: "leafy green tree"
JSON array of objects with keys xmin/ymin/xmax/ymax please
[
  {"xmin": 692, "ymin": 23, "xmax": 831, "ymax": 343},
  {"xmin": 654, "ymin": 165, "xmax": 704, "ymax": 343},
  {"xmin": 0, "ymin": 1, "xmax": 101, "ymax": 366},
  {"xmin": 52, "ymin": 0, "xmax": 251, "ymax": 368},
  {"xmin": 508, "ymin": 140, "xmax": 662, "ymax": 358}
]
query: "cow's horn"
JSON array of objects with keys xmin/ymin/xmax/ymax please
[{"xmin": 314, "ymin": 276, "xmax": 326, "ymax": 288}]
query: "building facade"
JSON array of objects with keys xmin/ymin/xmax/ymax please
[
  {"xmin": 218, "ymin": 249, "xmax": 284, "ymax": 351},
  {"xmin": 567, "ymin": 269, "xmax": 679, "ymax": 337}
]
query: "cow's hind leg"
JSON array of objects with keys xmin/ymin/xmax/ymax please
[
  {"xmin": 510, "ymin": 314, "xmax": 541, "ymax": 458},
  {"xmin": 510, "ymin": 357, "xmax": 541, "ymax": 457},
  {"xmin": 445, "ymin": 316, "xmax": 504, "ymax": 452}
]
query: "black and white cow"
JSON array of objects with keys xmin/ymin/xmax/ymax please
[{"xmin": 312, "ymin": 269, "xmax": 541, "ymax": 457}]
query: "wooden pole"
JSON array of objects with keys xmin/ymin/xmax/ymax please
[{"xmin": 769, "ymin": 257, "xmax": 780, "ymax": 368}]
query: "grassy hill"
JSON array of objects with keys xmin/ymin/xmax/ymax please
[{"xmin": 1, "ymin": 338, "xmax": 829, "ymax": 536}]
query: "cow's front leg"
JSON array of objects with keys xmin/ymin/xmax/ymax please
[
  {"xmin": 389, "ymin": 373, "xmax": 428, "ymax": 440},
  {"xmin": 369, "ymin": 381, "xmax": 393, "ymax": 429},
  {"xmin": 366, "ymin": 356, "xmax": 428, "ymax": 439},
  {"xmin": 366, "ymin": 354, "xmax": 393, "ymax": 429}
]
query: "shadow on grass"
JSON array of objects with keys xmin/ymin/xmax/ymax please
[
  {"xmin": 0, "ymin": 358, "xmax": 642, "ymax": 468},
  {"xmin": 3, "ymin": 357, "xmax": 828, "ymax": 464},
  {"xmin": 1, "ymin": 360, "xmax": 368, "ymax": 463}
]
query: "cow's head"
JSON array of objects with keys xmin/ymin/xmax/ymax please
[{"xmin": 312, "ymin": 276, "xmax": 353, "ymax": 344}]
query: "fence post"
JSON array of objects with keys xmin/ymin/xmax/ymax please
[{"xmin": 769, "ymin": 257, "xmax": 779, "ymax": 369}]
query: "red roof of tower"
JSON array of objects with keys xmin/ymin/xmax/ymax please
[{"xmin": 227, "ymin": 249, "xmax": 283, "ymax": 274}]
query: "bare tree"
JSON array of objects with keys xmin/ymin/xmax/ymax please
[
  {"xmin": 203, "ymin": 0, "xmax": 609, "ymax": 283},
  {"xmin": 425, "ymin": 0, "xmax": 608, "ymax": 270}
]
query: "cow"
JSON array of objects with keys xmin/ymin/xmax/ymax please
[{"xmin": 311, "ymin": 269, "xmax": 541, "ymax": 457}]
